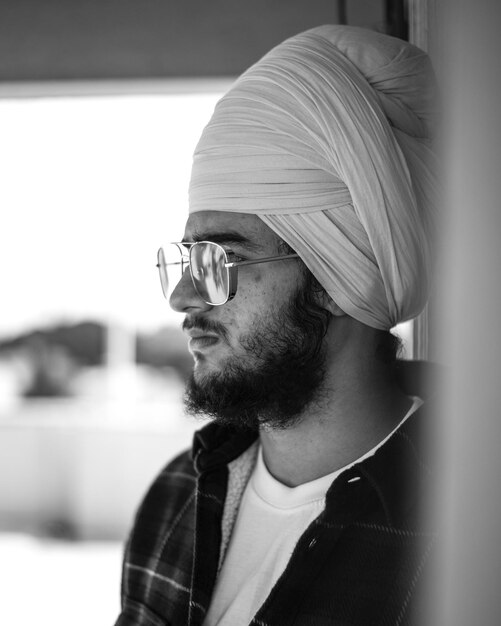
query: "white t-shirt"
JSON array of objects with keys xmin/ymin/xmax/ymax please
[{"xmin": 203, "ymin": 397, "xmax": 423, "ymax": 626}]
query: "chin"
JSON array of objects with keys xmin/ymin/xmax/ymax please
[
  {"xmin": 191, "ymin": 356, "xmax": 222, "ymax": 381},
  {"xmin": 194, "ymin": 344, "xmax": 235, "ymax": 367}
]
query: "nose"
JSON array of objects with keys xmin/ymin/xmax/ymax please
[{"xmin": 169, "ymin": 267, "xmax": 212, "ymax": 313}]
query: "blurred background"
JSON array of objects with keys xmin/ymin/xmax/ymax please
[
  {"xmin": 0, "ymin": 88, "xmax": 224, "ymax": 623},
  {"xmin": 2, "ymin": 0, "xmax": 501, "ymax": 625},
  {"xmin": 0, "ymin": 2, "xmax": 410, "ymax": 623}
]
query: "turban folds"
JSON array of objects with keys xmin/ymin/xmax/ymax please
[{"xmin": 189, "ymin": 25, "xmax": 438, "ymax": 330}]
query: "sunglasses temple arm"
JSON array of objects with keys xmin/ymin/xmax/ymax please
[{"xmin": 225, "ymin": 253, "xmax": 299, "ymax": 269}]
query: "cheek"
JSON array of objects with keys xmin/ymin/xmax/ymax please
[
  {"xmin": 219, "ymin": 265, "xmax": 300, "ymax": 330},
  {"xmin": 249, "ymin": 266, "xmax": 289, "ymax": 294},
  {"xmin": 232, "ymin": 278, "xmax": 289, "ymax": 325},
  {"xmin": 256, "ymin": 269, "xmax": 298, "ymax": 305},
  {"xmin": 242, "ymin": 266, "xmax": 298, "ymax": 309}
]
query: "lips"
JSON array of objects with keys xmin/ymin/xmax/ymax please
[
  {"xmin": 186, "ymin": 329, "xmax": 220, "ymax": 352},
  {"xmin": 189, "ymin": 335, "xmax": 220, "ymax": 351}
]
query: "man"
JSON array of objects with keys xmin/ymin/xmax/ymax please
[{"xmin": 116, "ymin": 25, "xmax": 437, "ymax": 626}]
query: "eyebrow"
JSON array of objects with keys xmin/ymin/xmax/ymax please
[{"xmin": 184, "ymin": 231, "xmax": 262, "ymax": 252}]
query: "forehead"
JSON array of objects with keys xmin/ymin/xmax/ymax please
[{"xmin": 183, "ymin": 211, "xmax": 281, "ymax": 250}]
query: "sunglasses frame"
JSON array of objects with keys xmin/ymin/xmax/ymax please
[{"xmin": 157, "ymin": 241, "xmax": 299, "ymax": 306}]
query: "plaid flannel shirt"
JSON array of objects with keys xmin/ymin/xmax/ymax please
[{"xmin": 115, "ymin": 406, "xmax": 435, "ymax": 626}]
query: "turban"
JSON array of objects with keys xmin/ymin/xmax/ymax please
[{"xmin": 189, "ymin": 25, "xmax": 438, "ymax": 330}]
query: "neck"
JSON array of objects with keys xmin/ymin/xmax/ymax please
[{"xmin": 260, "ymin": 319, "xmax": 413, "ymax": 487}]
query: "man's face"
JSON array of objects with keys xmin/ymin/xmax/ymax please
[{"xmin": 170, "ymin": 210, "xmax": 330, "ymax": 430}]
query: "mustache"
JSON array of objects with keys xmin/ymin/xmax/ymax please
[{"xmin": 182, "ymin": 316, "xmax": 228, "ymax": 341}]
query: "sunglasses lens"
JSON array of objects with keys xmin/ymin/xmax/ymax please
[
  {"xmin": 157, "ymin": 245, "xmax": 187, "ymax": 300},
  {"xmin": 191, "ymin": 242, "xmax": 229, "ymax": 305}
]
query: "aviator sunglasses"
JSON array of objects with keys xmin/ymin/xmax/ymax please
[{"xmin": 157, "ymin": 241, "xmax": 299, "ymax": 306}]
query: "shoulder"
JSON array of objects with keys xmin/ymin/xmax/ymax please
[
  {"xmin": 349, "ymin": 402, "xmax": 434, "ymax": 531},
  {"xmin": 119, "ymin": 448, "xmax": 199, "ymax": 623},
  {"xmin": 122, "ymin": 447, "xmax": 198, "ymax": 580},
  {"xmin": 157, "ymin": 447, "xmax": 198, "ymax": 483},
  {"xmin": 135, "ymin": 447, "xmax": 198, "ymax": 526}
]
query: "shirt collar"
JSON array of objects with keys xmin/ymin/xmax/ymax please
[
  {"xmin": 192, "ymin": 422, "xmax": 258, "ymax": 474},
  {"xmin": 191, "ymin": 405, "xmax": 431, "ymax": 528},
  {"xmin": 325, "ymin": 405, "xmax": 432, "ymax": 528}
]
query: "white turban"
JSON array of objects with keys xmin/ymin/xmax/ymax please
[{"xmin": 189, "ymin": 25, "xmax": 438, "ymax": 330}]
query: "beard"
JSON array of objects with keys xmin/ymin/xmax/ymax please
[{"xmin": 184, "ymin": 272, "xmax": 331, "ymax": 431}]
